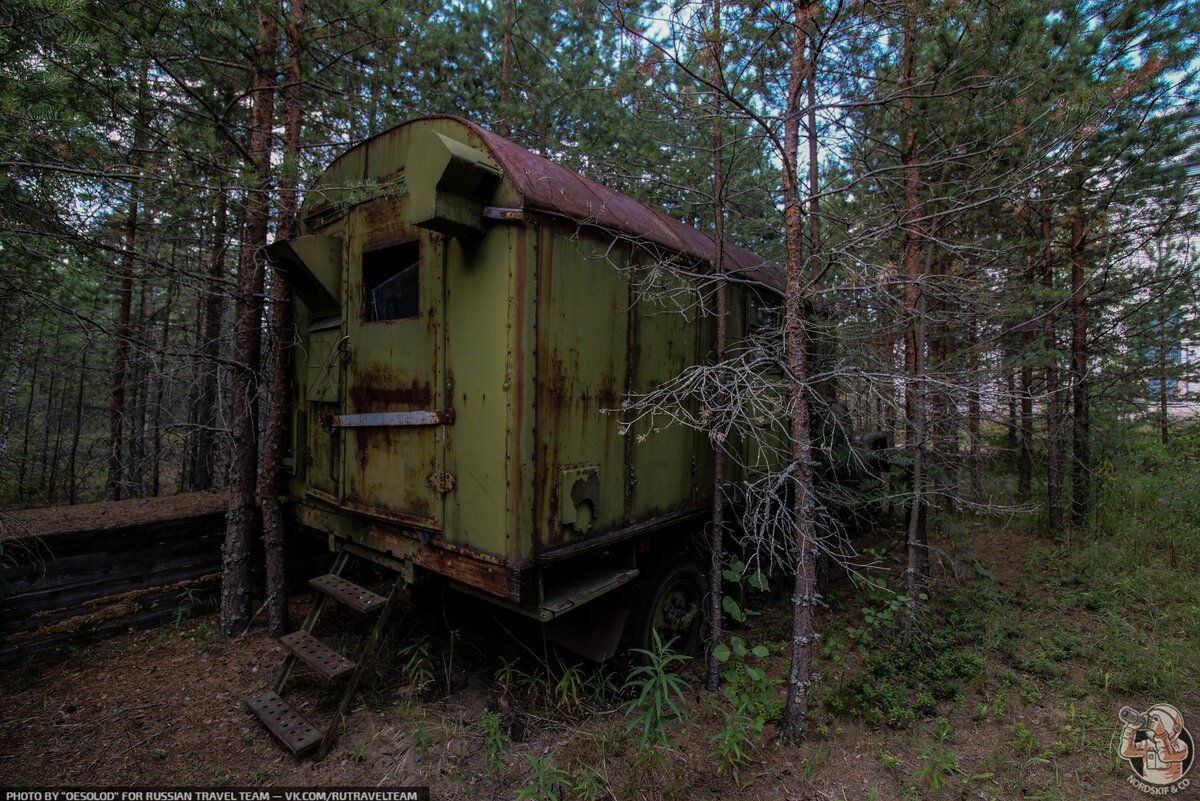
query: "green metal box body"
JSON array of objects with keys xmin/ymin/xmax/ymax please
[{"xmin": 278, "ymin": 116, "xmax": 780, "ymax": 619}]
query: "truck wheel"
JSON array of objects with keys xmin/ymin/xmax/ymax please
[{"xmin": 623, "ymin": 558, "xmax": 705, "ymax": 658}]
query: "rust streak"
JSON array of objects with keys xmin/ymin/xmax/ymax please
[
  {"xmin": 511, "ymin": 224, "xmax": 528, "ymax": 559},
  {"xmin": 349, "ymin": 377, "xmax": 433, "ymax": 411}
]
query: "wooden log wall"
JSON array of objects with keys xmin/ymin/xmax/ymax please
[
  {"xmin": 0, "ymin": 512, "xmax": 227, "ymax": 667},
  {"xmin": 0, "ymin": 495, "xmax": 325, "ymax": 668}
]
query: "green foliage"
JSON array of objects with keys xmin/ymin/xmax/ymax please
[
  {"xmin": 1010, "ymin": 721, "xmax": 1039, "ymax": 755},
  {"xmin": 912, "ymin": 743, "xmax": 962, "ymax": 799},
  {"xmin": 1002, "ymin": 426, "xmax": 1200, "ymax": 706},
  {"xmin": 173, "ymin": 587, "xmax": 202, "ymax": 626},
  {"xmin": 552, "ymin": 664, "xmax": 587, "ymax": 716},
  {"xmin": 479, "ymin": 711, "xmax": 508, "ymax": 774},
  {"xmin": 397, "ymin": 637, "xmax": 435, "ymax": 696},
  {"xmin": 622, "ymin": 631, "xmax": 690, "ymax": 749},
  {"xmin": 825, "ymin": 581, "xmax": 987, "ymax": 729},
  {"xmin": 514, "ymin": 753, "xmax": 607, "ymax": 801},
  {"xmin": 411, "ymin": 725, "xmax": 430, "ymax": 759},
  {"xmin": 494, "ymin": 657, "xmax": 616, "ymax": 721},
  {"xmin": 496, "ymin": 657, "xmax": 550, "ymax": 705},
  {"xmin": 714, "ymin": 635, "xmax": 781, "ymax": 721},
  {"xmin": 708, "ymin": 702, "xmax": 762, "ymax": 783},
  {"xmin": 515, "ymin": 754, "xmax": 559, "ymax": 801},
  {"xmin": 706, "ymin": 626, "xmax": 780, "ymax": 781}
]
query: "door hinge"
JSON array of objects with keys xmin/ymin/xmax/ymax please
[{"xmin": 427, "ymin": 471, "xmax": 456, "ymax": 495}]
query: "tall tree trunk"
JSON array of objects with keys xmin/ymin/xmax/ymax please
[
  {"xmin": 48, "ymin": 364, "xmax": 69, "ymax": 502},
  {"xmin": 38, "ymin": 368, "xmax": 59, "ymax": 500},
  {"xmin": 68, "ymin": 337, "xmax": 91, "ymax": 504},
  {"xmin": 260, "ymin": 0, "xmax": 305, "ymax": 639},
  {"xmin": 151, "ymin": 280, "xmax": 176, "ymax": 496},
  {"xmin": 191, "ymin": 187, "xmax": 229, "ymax": 491},
  {"xmin": 1018, "ymin": 254, "xmax": 1033, "ymax": 505},
  {"xmin": 966, "ymin": 299, "xmax": 981, "ymax": 501},
  {"xmin": 899, "ymin": 0, "xmax": 928, "ymax": 606},
  {"xmin": 1005, "ymin": 366, "xmax": 1017, "ymax": 451},
  {"xmin": 18, "ymin": 318, "xmax": 46, "ymax": 498},
  {"xmin": 1159, "ymin": 328, "xmax": 1169, "ymax": 445},
  {"xmin": 705, "ymin": 0, "xmax": 726, "ymax": 694},
  {"xmin": 779, "ymin": 0, "xmax": 819, "ymax": 744},
  {"xmin": 0, "ymin": 306, "xmax": 27, "ymax": 462},
  {"xmin": 127, "ymin": 269, "xmax": 153, "ymax": 497},
  {"xmin": 1041, "ymin": 194, "xmax": 1063, "ymax": 535},
  {"xmin": 106, "ymin": 70, "xmax": 146, "ymax": 500},
  {"xmin": 1155, "ymin": 247, "xmax": 1170, "ymax": 445},
  {"xmin": 1069, "ymin": 195, "xmax": 1089, "ymax": 530},
  {"xmin": 501, "ymin": 0, "xmax": 514, "ymax": 102},
  {"xmin": 221, "ymin": 8, "xmax": 278, "ymax": 637}
]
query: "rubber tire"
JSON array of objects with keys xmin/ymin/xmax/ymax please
[{"xmin": 621, "ymin": 556, "xmax": 705, "ymax": 659}]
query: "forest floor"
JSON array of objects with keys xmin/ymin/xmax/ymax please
[{"xmin": 2, "ymin": 426, "xmax": 1197, "ymax": 800}]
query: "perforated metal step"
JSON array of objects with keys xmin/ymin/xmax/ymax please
[
  {"xmin": 279, "ymin": 630, "xmax": 356, "ymax": 680},
  {"xmin": 245, "ymin": 691, "xmax": 322, "ymax": 755},
  {"xmin": 309, "ymin": 573, "xmax": 386, "ymax": 613}
]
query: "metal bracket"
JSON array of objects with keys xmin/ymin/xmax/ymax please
[{"xmin": 483, "ymin": 206, "xmax": 525, "ymax": 221}]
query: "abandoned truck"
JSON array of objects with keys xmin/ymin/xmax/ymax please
[{"xmin": 250, "ymin": 114, "xmax": 805, "ymax": 754}]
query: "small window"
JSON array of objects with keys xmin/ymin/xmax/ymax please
[
  {"xmin": 363, "ymin": 241, "xmax": 420, "ymax": 321},
  {"xmin": 748, "ymin": 292, "xmax": 781, "ymax": 332}
]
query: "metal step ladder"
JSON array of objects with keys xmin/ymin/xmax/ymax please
[{"xmin": 245, "ymin": 542, "xmax": 405, "ymax": 758}]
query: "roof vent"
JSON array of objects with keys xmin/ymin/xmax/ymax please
[{"xmin": 407, "ymin": 130, "xmax": 502, "ymax": 238}]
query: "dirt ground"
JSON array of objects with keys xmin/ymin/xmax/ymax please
[{"xmin": 0, "ymin": 525, "xmax": 1160, "ymax": 800}]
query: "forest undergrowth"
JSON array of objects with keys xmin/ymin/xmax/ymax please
[{"xmin": 3, "ymin": 423, "xmax": 1197, "ymax": 800}]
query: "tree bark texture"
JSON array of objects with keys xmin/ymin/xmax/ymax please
[
  {"xmin": 1041, "ymin": 196, "xmax": 1063, "ymax": 535},
  {"xmin": 1018, "ymin": 254, "xmax": 1034, "ymax": 505},
  {"xmin": 260, "ymin": 0, "xmax": 305, "ymax": 639},
  {"xmin": 779, "ymin": 0, "xmax": 819, "ymax": 745},
  {"xmin": 705, "ymin": 0, "xmax": 726, "ymax": 694},
  {"xmin": 221, "ymin": 8, "xmax": 277, "ymax": 637},
  {"xmin": 1069, "ymin": 197, "xmax": 1089, "ymax": 530},
  {"xmin": 106, "ymin": 70, "xmax": 148, "ymax": 500},
  {"xmin": 190, "ymin": 187, "xmax": 230, "ymax": 492},
  {"xmin": 899, "ymin": 0, "xmax": 929, "ymax": 605}
]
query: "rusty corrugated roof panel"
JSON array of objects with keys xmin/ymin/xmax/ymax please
[
  {"xmin": 463, "ymin": 119, "xmax": 783, "ymax": 294},
  {"xmin": 322, "ymin": 115, "xmax": 784, "ymax": 294}
]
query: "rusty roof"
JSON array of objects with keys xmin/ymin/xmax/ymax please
[{"xmin": 326, "ymin": 115, "xmax": 783, "ymax": 294}]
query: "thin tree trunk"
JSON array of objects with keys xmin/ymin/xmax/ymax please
[
  {"xmin": 1005, "ymin": 367, "xmax": 1017, "ymax": 452},
  {"xmin": 107, "ymin": 125, "xmax": 143, "ymax": 499},
  {"xmin": 48, "ymin": 368, "xmax": 68, "ymax": 501},
  {"xmin": 221, "ymin": 8, "xmax": 277, "ymax": 637},
  {"xmin": 1159, "ymin": 330, "xmax": 1169, "ymax": 445},
  {"xmin": 38, "ymin": 368, "xmax": 59, "ymax": 500},
  {"xmin": 18, "ymin": 317, "xmax": 46, "ymax": 499},
  {"xmin": 1156, "ymin": 246, "xmax": 1170, "ymax": 445},
  {"xmin": 1041, "ymin": 194, "xmax": 1063, "ymax": 535},
  {"xmin": 501, "ymin": 0, "xmax": 514, "ymax": 103},
  {"xmin": 1069, "ymin": 196, "xmax": 1089, "ymax": 530},
  {"xmin": 68, "ymin": 338, "xmax": 91, "ymax": 504},
  {"xmin": 705, "ymin": 0, "xmax": 726, "ymax": 694},
  {"xmin": 151, "ymin": 280, "xmax": 176, "ymax": 496},
  {"xmin": 1018, "ymin": 254, "xmax": 1034, "ymax": 505},
  {"xmin": 126, "ymin": 270, "xmax": 153, "ymax": 497},
  {"xmin": 899, "ymin": 0, "xmax": 928, "ymax": 605},
  {"xmin": 192, "ymin": 188, "xmax": 229, "ymax": 491},
  {"xmin": 779, "ymin": 0, "xmax": 819, "ymax": 744},
  {"xmin": 805, "ymin": 24, "xmax": 831, "ymax": 403},
  {"xmin": 260, "ymin": 0, "xmax": 305, "ymax": 639},
  {"xmin": 966, "ymin": 301, "xmax": 981, "ymax": 501},
  {"xmin": 0, "ymin": 308, "xmax": 28, "ymax": 462}
]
